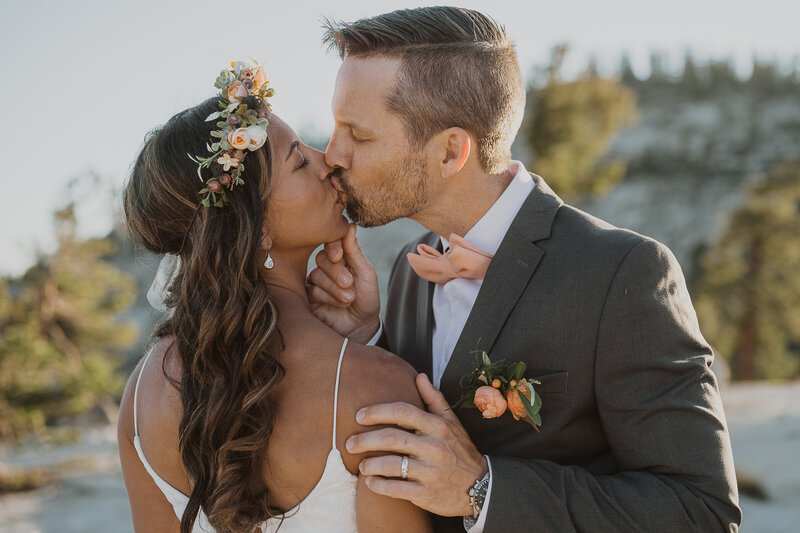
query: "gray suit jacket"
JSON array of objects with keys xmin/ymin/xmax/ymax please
[{"xmin": 382, "ymin": 175, "xmax": 741, "ymax": 532}]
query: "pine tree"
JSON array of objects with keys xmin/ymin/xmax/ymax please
[
  {"xmin": 696, "ymin": 162, "xmax": 800, "ymax": 380},
  {"xmin": 0, "ymin": 204, "xmax": 138, "ymax": 439},
  {"xmin": 524, "ymin": 46, "xmax": 639, "ymax": 198}
]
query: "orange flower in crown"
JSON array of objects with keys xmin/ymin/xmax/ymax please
[{"xmin": 188, "ymin": 59, "xmax": 277, "ymax": 208}]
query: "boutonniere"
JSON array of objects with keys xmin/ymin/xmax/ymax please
[{"xmin": 452, "ymin": 344, "xmax": 543, "ymax": 431}]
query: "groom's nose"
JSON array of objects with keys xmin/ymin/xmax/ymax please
[{"xmin": 325, "ymin": 129, "xmax": 351, "ymax": 170}]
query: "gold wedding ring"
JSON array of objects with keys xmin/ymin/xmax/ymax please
[{"xmin": 400, "ymin": 455, "xmax": 409, "ymax": 480}]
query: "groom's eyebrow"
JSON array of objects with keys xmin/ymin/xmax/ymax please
[{"xmin": 286, "ymin": 140, "xmax": 299, "ymax": 162}]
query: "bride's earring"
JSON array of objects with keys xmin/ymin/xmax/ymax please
[{"xmin": 264, "ymin": 251, "xmax": 275, "ymax": 270}]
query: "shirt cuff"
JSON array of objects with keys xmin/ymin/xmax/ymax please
[
  {"xmin": 463, "ymin": 456, "xmax": 493, "ymax": 533},
  {"xmin": 365, "ymin": 319, "xmax": 383, "ymax": 346}
]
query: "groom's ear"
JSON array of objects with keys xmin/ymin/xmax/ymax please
[{"xmin": 436, "ymin": 127, "xmax": 471, "ymax": 178}]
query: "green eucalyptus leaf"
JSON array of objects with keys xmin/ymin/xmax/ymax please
[
  {"xmin": 507, "ymin": 362, "xmax": 518, "ymax": 378},
  {"xmin": 201, "ymin": 197, "xmax": 211, "ymax": 207},
  {"xmin": 514, "ymin": 362, "xmax": 527, "ymax": 381},
  {"xmin": 481, "ymin": 351, "xmax": 491, "ymax": 366},
  {"xmin": 517, "ymin": 389, "xmax": 539, "ymax": 425},
  {"xmin": 531, "ymin": 387, "xmax": 542, "ymax": 413}
]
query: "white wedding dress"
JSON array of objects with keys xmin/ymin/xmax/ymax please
[{"xmin": 133, "ymin": 338, "xmax": 359, "ymax": 532}]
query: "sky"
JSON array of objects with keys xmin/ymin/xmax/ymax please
[{"xmin": 0, "ymin": 0, "xmax": 798, "ymax": 275}]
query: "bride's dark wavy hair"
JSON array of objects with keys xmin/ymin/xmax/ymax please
[{"xmin": 123, "ymin": 97, "xmax": 285, "ymax": 532}]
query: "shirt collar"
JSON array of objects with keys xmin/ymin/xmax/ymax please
[{"xmin": 440, "ymin": 160, "xmax": 535, "ymax": 256}]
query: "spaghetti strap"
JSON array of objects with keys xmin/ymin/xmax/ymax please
[
  {"xmin": 332, "ymin": 338, "xmax": 349, "ymax": 449},
  {"xmin": 133, "ymin": 345, "xmax": 157, "ymax": 437}
]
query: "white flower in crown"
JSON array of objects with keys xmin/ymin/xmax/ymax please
[
  {"xmin": 216, "ymin": 153, "xmax": 239, "ymax": 172},
  {"xmin": 246, "ymin": 125, "xmax": 267, "ymax": 150},
  {"xmin": 227, "ymin": 81, "xmax": 249, "ymax": 103}
]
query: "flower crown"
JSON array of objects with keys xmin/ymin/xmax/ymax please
[{"xmin": 189, "ymin": 60, "xmax": 276, "ymax": 207}]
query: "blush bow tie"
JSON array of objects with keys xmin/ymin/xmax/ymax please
[{"xmin": 406, "ymin": 234, "xmax": 494, "ymax": 284}]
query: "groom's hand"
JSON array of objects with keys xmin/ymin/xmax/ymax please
[
  {"xmin": 307, "ymin": 223, "xmax": 381, "ymax": 344},
  {"xmin": 347, "ymin": 373, "xmax": 489, "ymax": 517}
]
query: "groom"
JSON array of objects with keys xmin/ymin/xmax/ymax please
[{"xmin": 308, "ymin": 7, "xmax": 741, "ymax": 532}]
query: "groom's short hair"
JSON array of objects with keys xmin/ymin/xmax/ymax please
[{"xmin": 323, "ymin": 7, "xmax": 525, "ymax": 175}]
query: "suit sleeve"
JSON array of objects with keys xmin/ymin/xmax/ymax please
[{"xmin": 484, "ymin": 239, "xmax": 741, "ymax": 532}]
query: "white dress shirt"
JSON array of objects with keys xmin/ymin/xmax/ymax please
[
  {"xmin": 432, "ymin": 161, "xmax": 535, "ymax": 389},
  {"xmin": 434, "ymin": 161, "xmax": 534, "ymax": 533},
  {"xmin": 369, "ymin": 161, "xmax": 536, "ymax": 532}
]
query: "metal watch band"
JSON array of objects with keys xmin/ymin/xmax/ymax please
[{"xmin": 468, "ymin": 472, "xmax": 490, "ymax": 519}]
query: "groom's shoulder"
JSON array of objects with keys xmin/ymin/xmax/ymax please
[{"xmin": 552, "ymin": 200, "xmax": 653, "ymax": 258}]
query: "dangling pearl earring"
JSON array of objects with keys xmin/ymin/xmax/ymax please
[{"xmin": 264, "ymin": 251, "xmax": 275, "ymax": 270}]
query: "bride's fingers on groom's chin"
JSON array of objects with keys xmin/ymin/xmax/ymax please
[
  {"xmin": 307, "ymin": 284, "xmax": 352, "ymax": 308},
  {"xmin": 314, "ymin": 251, "xmax": 354, "ymax": 290},
  {"xmin": 324, "ymin": 240, "xmax": 344, "ymax": 263},
  {"xmin": 307, "ymin": 268, "xmax": 355, "ymax": 303}
]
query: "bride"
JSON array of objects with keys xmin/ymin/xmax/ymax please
[{"xmin": 117, "ymin": 61, "xmax": 432, "ymax": 532}]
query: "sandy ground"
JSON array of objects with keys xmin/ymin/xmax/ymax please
[{"xmin": 0, "ymin": 382, "xmax": 798, "ymax": 533}]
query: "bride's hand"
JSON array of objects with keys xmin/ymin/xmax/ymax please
[{"xmin": 307, "ymin": 224, "xmax": 381, "ymax": 343}]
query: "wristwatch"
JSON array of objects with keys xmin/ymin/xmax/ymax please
[{"xmin": 468, "ymin": 471, "xmax": 490, "ymax": 519}]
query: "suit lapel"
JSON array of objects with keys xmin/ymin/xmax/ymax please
[
  {"xmin": 412, "ymin": 233, "xmax": 439, "ymax": 380},
  {"xmin": 439, "ymin": 174, "xmax": 564, "ymax": 398}
]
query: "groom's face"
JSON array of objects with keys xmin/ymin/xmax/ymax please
[{"xmin": 326, "ymin": 57, "xmax": 430, "ymax": 227}]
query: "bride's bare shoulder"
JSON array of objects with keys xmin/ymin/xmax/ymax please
[
  {"xmin": 341, "ymin": 343, "xmax": 421, "ymax": 403},
  {"xmin": 117, "ymin": 336, "xmax": 186, "ymax": 485},
  {"xmin": 118, "ymin": 337, "xmax": 182, "ymax": 438},
  {"xmin": 334, "ymin": 343, "xmax": 425, "ymax": 472}
]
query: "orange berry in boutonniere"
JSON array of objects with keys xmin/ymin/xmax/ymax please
[{"xmin": 506, "ymin": 385, "xmax": 528, "ymax": 420}]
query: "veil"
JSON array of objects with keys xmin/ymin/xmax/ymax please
[{"xmin": 147, "ymin": 253, "xmax": 181, "ymax": 314}]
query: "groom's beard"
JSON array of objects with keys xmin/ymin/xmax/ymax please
[{"xmin": 339, "ymin": 153, "xmax": 429, "ymax": 228}]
